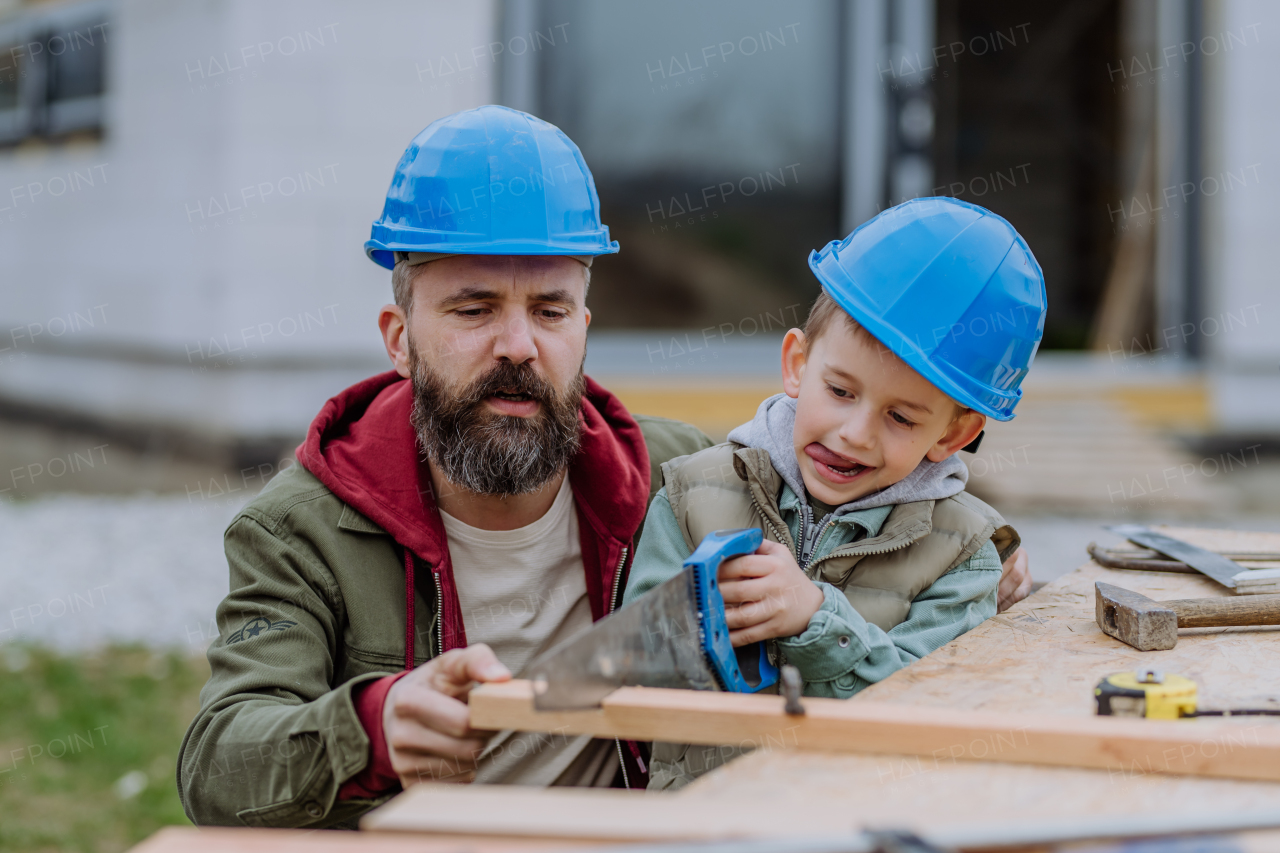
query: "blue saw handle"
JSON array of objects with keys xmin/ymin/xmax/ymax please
[{"xmin": 686, "ymin": 528, "xmax": 779, "ymax": 693}]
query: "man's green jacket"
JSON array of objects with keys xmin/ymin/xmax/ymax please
[{"xmin": 177, "ymin": 371, "xmax": 712, "ymax": 828}]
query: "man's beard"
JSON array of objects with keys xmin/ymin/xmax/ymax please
[{"xmin": 409, "ymin": 341, "xmax": 585, "ymax": 498}]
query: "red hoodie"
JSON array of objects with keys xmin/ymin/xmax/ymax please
[{"xmin": 295, "ymin": 370, "xmax": 651, "ymax": 794}]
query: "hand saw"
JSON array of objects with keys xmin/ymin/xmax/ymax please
[{"xmin": 527, "ymin": 528, "xmax": 779, "ymax": 710}]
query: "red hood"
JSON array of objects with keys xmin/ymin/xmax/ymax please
[{"xmin": 295, "ymin": 370, "xmax": 650, "ymax": 647}]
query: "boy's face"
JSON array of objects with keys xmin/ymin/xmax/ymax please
[{"xmin": 781, "ymin": 321, "xmax": 986, "ymax": 507}]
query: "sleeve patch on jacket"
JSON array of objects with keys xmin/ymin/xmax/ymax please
[{"xmin": 226, "ymin": 617, "xmax": 297, "ymax": 644}]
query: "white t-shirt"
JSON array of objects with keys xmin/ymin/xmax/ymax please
[{"xmin": 440, "ymin": 476, "xmax": 617, "ymax": 787}]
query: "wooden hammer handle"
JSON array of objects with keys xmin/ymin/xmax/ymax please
[{"xmin": 1168, "ymin": 594, "xmax": 1280, "ymax": 628}]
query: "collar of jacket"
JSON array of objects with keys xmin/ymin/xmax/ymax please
[
  {"xmin": 776, "ymin": 482, "xmax": 894, "ymax": 538},
  {"xmin": 729, "ymin": 445, "xmax": 936, "ymax": 563},
  {"xmin": 295, "ymin": 370, "xmax": 651, "ymax": 655}
]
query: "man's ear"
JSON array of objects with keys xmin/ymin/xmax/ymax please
[
  {"xmin": 780, "ymin": 328, "xmax": 808, "ymax": 399},
  {"xmin": 378, "ymin": 304, "xmax": 411, "ymax": 379},
  {"xmin": 926, "ymin": 410, "xmax": 986, "ymax": 462}
]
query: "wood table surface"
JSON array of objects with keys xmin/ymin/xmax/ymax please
[
  {"xmin": 673, "ymin": 526, "xmax": 1280, "ymax": 832},
  {"xmin": 131, "ymin": 526, "xmax": 1280, "ymax": 850}
]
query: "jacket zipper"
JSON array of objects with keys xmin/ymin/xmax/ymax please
[
  {"xmin": 608, "ymin": 546, "xmax": 629, "ymax": 615},
  {"xmin": 766, "ymin": 490, "xmax": 912, "ymax": 579},
  {"xmin": 609, "ymin": 545, "xmax": 631, "ymax": 789},
  {"xmin": 796, "ymin": 503, "xmax": 838, "ymax": 571},
  {"xmin": 432, "ymin": 570, "xmax": 444, "ymax": 656}
]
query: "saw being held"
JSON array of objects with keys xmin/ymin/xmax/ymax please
[{"xmin": 528, "ymin": 528, "xmax": 778, "ymax": 710}]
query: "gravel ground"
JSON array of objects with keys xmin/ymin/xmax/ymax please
[{"xmin": 0, "ymin": 493, "xmax": 248, "ymax": 652}]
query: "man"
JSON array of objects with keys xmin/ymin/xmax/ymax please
[{"xmin": 178, "ymin": 105, "xmax": 1031, "ymax": 828}]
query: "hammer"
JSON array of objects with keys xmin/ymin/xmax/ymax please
[{"xmin": 1095, "ymin": 581, "xmax": 1280, "ymax": 650}]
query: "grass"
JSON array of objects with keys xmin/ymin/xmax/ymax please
[{"xmin": 0, "ymin": 645, "xmax": 209, "ymax": 853}]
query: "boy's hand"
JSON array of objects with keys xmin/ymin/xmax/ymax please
[
  {"xmin": 718, "ymin": 540, "xmax": 824, "ymax": 646},
  {"xmin": 997, "ymin": 546, "xmax": 1032, "ymax": 612}
]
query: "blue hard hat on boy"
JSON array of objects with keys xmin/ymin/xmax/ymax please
[
  {"xmin": 808, "ymin": 197, "xmax": 1047, "ymax": 421},
  {"xmin": 365, "ymin": 105, "xmax": 619, "ymax": 269}
]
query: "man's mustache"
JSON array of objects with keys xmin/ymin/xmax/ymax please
[{"xmin": 462, "ymin": 363, "xmax": 555, "ymax": 407}]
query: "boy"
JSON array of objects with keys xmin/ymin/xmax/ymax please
[{"xmin": 624, "ymin": 197, "xmax": 1047, "ymax": 789}]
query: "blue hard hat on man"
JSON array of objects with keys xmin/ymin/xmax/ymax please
[
  {"xmin": 365, "ymin": 105, "xmax": 619, "ymax": 269},
  {"xmin": 808, "ymin": 197, "xmax": 1047, "ymax": 422}
]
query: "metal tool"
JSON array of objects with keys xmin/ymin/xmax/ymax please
[
  {"xmin": 528, "ymin": 528, "xmax": 778, "ymax": 710},
  {"xmin": 1088, "ymin": 541, "xmax": 1280, "ymax": 575},
  {"xmin": 781, "ymin": 664, "xmax": 806, "ymax": 716},
  {"xmin": 1095, "ymin": 581, "xmax": 1280, "ymax": 650},
  {"xmin": 1106, "ymin": 525, "xmax": 1246, "ymax": 589}
]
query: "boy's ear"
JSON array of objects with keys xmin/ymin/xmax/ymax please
[
  {"xmin": 780, "ymin": 329, "xmax": 808, "ymax": 399},
  {"xmin": 926, "ymin": 410, "xmax": 986, "ymax": 462}
]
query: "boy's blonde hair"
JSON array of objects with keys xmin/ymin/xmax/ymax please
[
  {"xmin": 803, "ymin": 290, "xmax": 876, "ymax": 349},
  {"xmin": 802, "ymin": 291, "xmax": 970, "ymax": 421}
]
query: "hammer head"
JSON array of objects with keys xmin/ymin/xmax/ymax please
[{"xmin": 1095, "ymin": 582, "xmax": 1178, "ymax": 650}]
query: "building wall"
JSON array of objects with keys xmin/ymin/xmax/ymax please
[
  {"xmin": 1205, "ymin": 0, "xmax": 1278, "ymax": 431},
  {"xmin": 0, "ymin": 0, "xmax": 495, "ymax": 440}
]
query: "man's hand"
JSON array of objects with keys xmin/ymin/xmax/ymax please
[
  {"xmin": 382, "ymin": 644, "xmax": 511, "ymax": 788},
  {"xmin": 719, "ymin": 540, "xmax": 824, "ymax": 646},
  {"xmin": 997, "ymin": 546, "xmax": 1032, "ymax": 612}
]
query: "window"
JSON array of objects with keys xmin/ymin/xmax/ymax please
[{"xmin": 0, "ymin": 0, "xmax": 108, "ymax": 146}]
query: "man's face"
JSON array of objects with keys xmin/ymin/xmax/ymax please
[
  {"xmin": 782, "ymin": 321, "xmax": 983, "ymax": 506},
  {"xmin": 391, "ymin": 255, "xmax": 591, "ymax": 496}
]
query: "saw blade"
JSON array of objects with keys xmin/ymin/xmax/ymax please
[
  {"xmin": 527, "ymin": 567, "xmax": 719, "ymax": 710},
  {"xmin": 1107, "ymin": 525, "xmax": 1241, "ymax": 589}
]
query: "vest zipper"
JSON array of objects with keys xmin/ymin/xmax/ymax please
[
  {"xmin": 745, "ymin": 490, "xmax": 790, "ymax": 550},
  {"xmin": 432, "ymin": 570, "xmax": 444, "ymax": 657},
  {"xmin": 609, "ymin": 544, "xmax": 631, "ymax": 789}
]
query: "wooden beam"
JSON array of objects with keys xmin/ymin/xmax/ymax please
[
  {"xmin": 471, "ymin": 680, "xmax": 1280, "ymax": 783},
  {"xmin": 361, "ymin": 783, "xmax": 852, "ymax": 841}
]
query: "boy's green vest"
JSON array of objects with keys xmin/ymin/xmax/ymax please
[{"xmin": 661, "ymin": 443, "xmax": 1020, "ymax": 632}]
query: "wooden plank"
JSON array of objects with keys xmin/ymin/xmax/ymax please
[
  {"xmin": 122, "ymin": 818, "xmax": 1280, "ymax": 853},
  {"xmin": 361, "ymin": 783, "xmax": 850, "ymax": 840},
  {"xmin": 126, "ymin": 825, "xmax": 592, "ymax": 853},
  {"xmin": 470, "ymin": 678, "xmax": 1280, "ymax": 783},
  {"xmin": 965, "ymin": 393, "xmax": 1228, "ymax": 513}
]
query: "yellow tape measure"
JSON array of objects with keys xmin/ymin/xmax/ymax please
[{"xmin": 1095, "ymin": 670, "xmax": 1198, "ymax": 719}]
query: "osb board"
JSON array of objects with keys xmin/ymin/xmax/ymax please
[
  {"xmin": 673, "ymin": 526, "xmax": 1280, "ymax": 826},
  {"xmin": 850, "ymin": 525, "xmax": 1280, "ymax": 715},
  {"xmin": 680, "ymin": 746, "xmax": 1280, "ymax": 833}
]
